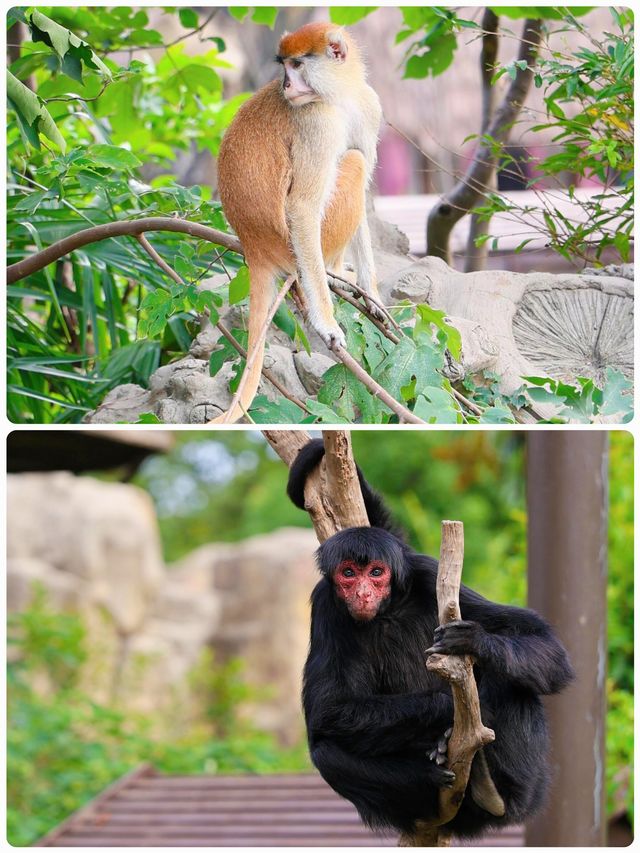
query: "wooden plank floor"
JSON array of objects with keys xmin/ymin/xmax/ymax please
[{"xmin": 36, "ymin": 766, "xmax": 524, "ymax": 847}]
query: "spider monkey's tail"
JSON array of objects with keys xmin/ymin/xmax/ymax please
[{"xmin": 286, "ymin": 439, "xmax": 401, "ymax": 536}]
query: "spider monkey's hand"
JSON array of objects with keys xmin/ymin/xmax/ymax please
[
  {"xmin": 425, "ymin": 760, "xmax": 455, "ymax": 789},
  {"xmin": 426, "ymin": 620, "xmax": 487, "ymax": 658}
]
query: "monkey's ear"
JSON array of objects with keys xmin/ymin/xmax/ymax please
[{"xmin": 326, "ymin": 29, "xmax": 348, "ymax": 62}]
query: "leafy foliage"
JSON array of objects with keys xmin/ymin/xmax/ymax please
[
  {"xmin": 7, "ymin": 6, "xmax": 244, "ymax": 422},
  {"xmin": 475, "ymin": 8, "xmax": 634, "ymax": 263},
  {"xmin": 7, "ymin": 587, "xmax": 309, "ymax": 846}
]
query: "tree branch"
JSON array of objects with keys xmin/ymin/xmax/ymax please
[
  {"xmin": 7, "ymin": 217, "xmax": 242, "ymax": 284},
  {"xmin": 262, "ymin": 430, "xmax": 368, "ymax": 542},
  {"xmin": 427, "ymin": 18, "xmax": 543, "ymax": 263},
  {"xmin": 465, "ymin": 9, "xmax": 500, "ymax": 272},
  {"xmin": 400, "ymin": 521, "xmax": 504, "ymax": 846}
]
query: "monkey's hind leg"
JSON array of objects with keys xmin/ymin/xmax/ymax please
[
  {"xmin": 322, "ymin": 150, "xmax": 385, "ymax": 320},
  {"xmin": 208, "ymin": 258, "xmax": 276, "ymax": 425}
]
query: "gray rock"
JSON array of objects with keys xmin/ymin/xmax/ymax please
[{"xmin": 294, "ymin": 350, "xmax": 335, "ymax": 394}]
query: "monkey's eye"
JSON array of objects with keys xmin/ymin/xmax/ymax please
[
  {"xmin": 340, "ymin": 568, "xmax": 355, "ymax": 577},
  {"xmin": 370, "ymin": 567, "xmax": 384, "ymax": 577},
  {"xmin": 291, "ymin": 58, "xmax": 303, "ymax": 69}
]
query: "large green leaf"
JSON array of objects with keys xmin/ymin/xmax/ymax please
[
  {"xmin": 7, "ymin": 72, "xmax": 66, "ymax": 153},
  {"xmin": 28, "ymin": 10, "xmax": 112, "ymax": 80}
]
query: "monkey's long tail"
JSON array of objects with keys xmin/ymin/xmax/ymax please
[{"xmin": 208, "ymin": 264, "xmax": 276, "ymax": 425}]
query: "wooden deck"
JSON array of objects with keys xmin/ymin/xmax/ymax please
[{"xmin": 35, "ymin": 765, "xmax": 524, "ymax": 847}]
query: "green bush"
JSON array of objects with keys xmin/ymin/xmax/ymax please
[{"xmin": 7, "ymin": 588, "xmax": 309, "ymax": 846}]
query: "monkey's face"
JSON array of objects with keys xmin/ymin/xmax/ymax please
[
  {"xmin": 333, "ymin": 560, "xmax": 392, "ymax": 622},
  {"xmin": 280, "ymin": 58, "xmax": 321, "ymax": 106}
]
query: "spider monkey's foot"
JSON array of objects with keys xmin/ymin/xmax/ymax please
[{"xmin": 428, "ymin": 727, "xmax": 453, "ymax": 765}]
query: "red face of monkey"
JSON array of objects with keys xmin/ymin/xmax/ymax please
[{"xmin": 334, "ymin": 560, "xmax": 392, "ymax": 621}]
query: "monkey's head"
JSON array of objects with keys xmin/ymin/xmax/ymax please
[
  {"xmin": 276, "ymin": 22, "xmax": 361, "ymax": 107},
  {"xmin": 317, "ymin": 527, "xmax": 408, "ymax": 622}
]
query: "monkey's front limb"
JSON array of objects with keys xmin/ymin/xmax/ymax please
[
  {"xmin": 349, "ymin": 216, "xmax": 386, "ymax": 322},
  {"xmin": 286, "ymin": 203, "xmax": 347, "ymax": 351}
]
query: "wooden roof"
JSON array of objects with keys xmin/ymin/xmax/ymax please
[{"xmin": 36, "ymin": 765, "xmax": 524, "ymax": 847}]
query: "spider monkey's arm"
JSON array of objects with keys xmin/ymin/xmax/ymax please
[{"xmin": 287, "ymin": 438, "xmax": 401, "ymax": 536}]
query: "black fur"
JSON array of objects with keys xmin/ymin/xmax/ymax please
[{"xmin": 288, "ymin": 440, "xmax": 574, "ymax": 838}]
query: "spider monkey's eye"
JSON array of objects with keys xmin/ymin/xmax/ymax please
[
  {"xmin": 341, "ymin": 568, "xmax": 355, "ymax": 577},
  {"xmin": 370, "ymin": 567, "xmax": 384, "ymax": 577}
]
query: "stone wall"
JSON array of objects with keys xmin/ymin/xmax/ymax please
[{"xmin": 7, "ymin": 472, "xmax": 318, "ymax": 743}]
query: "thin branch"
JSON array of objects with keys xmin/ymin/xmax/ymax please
[
  {"xmin": 330, "ymin": 284, "xmax": 400, "ymax": 345},
  {"xmin": 401, "ymin": 522, "xmax": 503, "ymax": 846},
  {"xmin": 216, "ymin": 320, "xmax": 311, "ymax": 414},
  {"xmin": 135, "ymin": 233, "xmax": 309, "ymax": 413},
  {"xmin": 328, "ymin": 268, "xmax": 403, "ymax": 333},
  {"xmin": 135, "ymin": 234, "xmax": 182, "ymax": 284},
  {"xmin": 164, "ymin": 9, "xmax": 219, "ymax": 48}
]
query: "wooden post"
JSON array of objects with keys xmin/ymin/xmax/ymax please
[{"xmin": 526, "ymin": 433, "xmax": 608, "ymax": 846}]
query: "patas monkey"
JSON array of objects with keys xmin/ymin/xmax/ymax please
[{"xmin": 212, "ymin": 21, "xmax": 382, "ymax": 423}]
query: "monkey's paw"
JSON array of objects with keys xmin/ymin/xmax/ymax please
[
  {"xmin": 427, "ymin": 727, "xmax": 453, "ymax": 766},
  {"xmin": 364, "ymin": 296, "xmax": 387, "ymax": 322},
  {"xmin": 315, "ymin": 322, "xmax": 347, "ymax": 352}
]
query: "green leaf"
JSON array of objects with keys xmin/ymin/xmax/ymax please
[
  {"xmin": 413, "ymin": 386, "xmax": 459, "ymax": 423},
  {"xmin": 228, "ymin": 266, "xmax": 250, "ymax": 305},
  {"xmin": 229, "ymin": 7, "xmax": 249, "ymax": 21},
  {"xmin": 599, "ymin": 368, "xmax": 633, "ymax": 419},
  {"xmin": 28, "ymin": 10, "xmax": 111, "ymax": 79},
  {"xmin": 304, "ymin": 399, "xmax": 351, "ymax": 424},
  {"xmin": 273, "ymin": 303, "xmax": 296, "ymax": 340},
  {"xmin": 179, "ymin": 8, "xmax": 199, "ymax": 29},
  {"xmin": 374, "ymin": 337, "xmax": 442, "ymax": 402},
  {"xmin": 404, "ymin": 33, "xmax": 456, "ymax": 79},
  {"xmin": 135, "ymin": 412, "xmax": 162, "ymax": 424},
  {"xmin": 248, "ymin": 395, "xmax": 308, "ymax": 423},
  {"xmin": 7, "ymin": 71, "xmax": 66, "ymax": 153},
  {"xmin": 318, "ymin": 364, "xmax": 384, "ymax": 423},
  {"xmin": 251, "ymin": 7, "xmax": 279, "ymax": 28},
  {"xmin": 329, "ymin": 7, "xmax": 378, "ymax": 25},
  {"xmin": 414, "ymin": 304, "xmax": 462, "ymax": 360},
  {"xmin": 478, "ymin": 405, "xmax": 516, "ymax": 424},
  {"xmin": 83, "ymin": 144, "xmax": 142, "ymax": 170}
]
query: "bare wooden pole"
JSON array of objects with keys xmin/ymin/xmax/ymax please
[
  {"xmin": 400, "ymin": 521, "xmax": 503, "ymax": 847},
  {"xmin": 526, "ymin": 433, "xmax": 607, "ymax": 846}
]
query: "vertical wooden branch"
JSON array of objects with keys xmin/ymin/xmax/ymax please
[
  {"xmin": 262, "ymin": 430, "xmax": 368, "ymax": 542},
  {"xmin": 400, "ymin": 521, "xmax": 504, "ymax": 847}
]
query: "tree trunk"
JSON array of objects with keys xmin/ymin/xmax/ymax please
[{"xmin": 426, "ymin": 18, "xmax": 542, "ymax": 265}]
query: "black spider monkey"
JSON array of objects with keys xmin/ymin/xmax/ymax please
[{"xmin": 288, "ymin": 439, "xmax": 574, "ymax": 838}]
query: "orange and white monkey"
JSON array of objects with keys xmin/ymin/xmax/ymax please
[{"xmin": 212, "ymin": 21, "xmax": 383, "ymax": 423}]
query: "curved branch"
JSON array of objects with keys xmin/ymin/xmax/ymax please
[
  {"xmin": 7, "ymin": 217, "xmax": 242, "ymax": 284},
  {"xmin": 427, "ymin": 19, "xmax": 543, "ymax": 262}
]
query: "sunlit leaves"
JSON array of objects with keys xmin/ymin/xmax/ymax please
[{"xmin": 329, "ymin": 8, "xmax": 378, "ymax": 25}]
